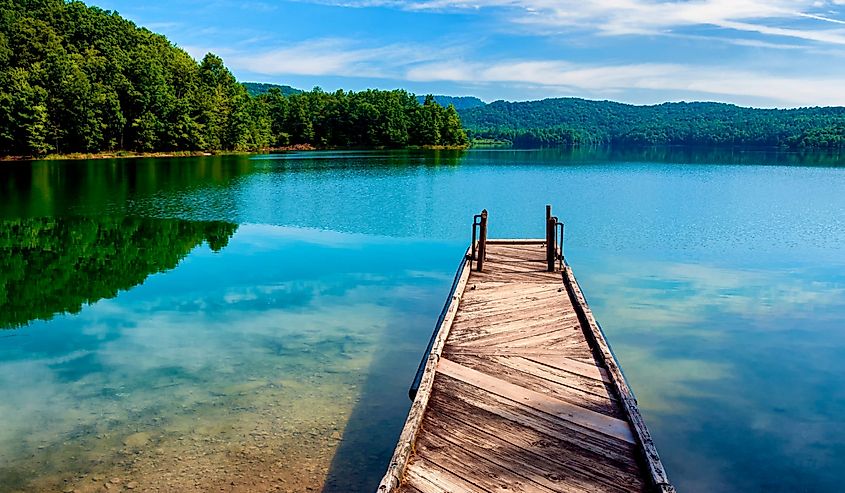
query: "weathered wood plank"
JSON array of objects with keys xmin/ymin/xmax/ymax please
[
  {"xmin": 442, "ymin": 347, "xmax": 601, "ymax": 364},
  {"xmin": 426, "ymin": 417, "xmax": 607, "ymax": 493},
  {"xmin": 435, "ymin": 374, "xmax": 638, "ymax": 464},
  {"xmin": 426, "ymin": 406, "xmax": 645, "ymax": 493},
  {"xmin": 458, "ymin": 284, "xmax": 564, "ymax": 306},
  {"xmin": 404, "ymin": 458, "xmax": 489, "ymax": 493},
  {"xmin": 449, "ymin": 317, "xmax": 583, "ymax": 348},
  {"xmin": 500, "ymin": 330, "xmax": 591, "ymax": 351},
  {"xmin": 428, "ymin": 389, "xmax": 643, "ymax": 481},
  {"xmin": 456, "ymin": 294, "xmax": 574, "ymax": 318},
  {"xmin": 523, "ymin": 353, "xmax": 611, "ymax": 383},
  {"xmin": 444, "ymin": 353, "xmax": 621, "ymax": 418},
  {"xmin": 397, "ymin": 483, "xmax": 426, "ymax": 493},
  {"xmin": 454, "ymin": 311, "xmax": 579, "ymax": 334},
  {"xmin": 417, "ymin": 428, "xmax": 559, "ymax": 493},
  {"xmin": 471, "ymin": 270, "xmax": 562, "ymax": 283},
  {"xmin": 452, "ymin": 300, "xmax": 569, "ymax": 324},
  {"xmin": 494, "ymin": 355, "xmax": 616, "ymax": 402},
  {"xmin": 438, "ymin": 358, "xmax": 635, "ymax": 443},
  {"xmin": 457, "ymin": 291, "xmax": 573, "ymax": 314}
]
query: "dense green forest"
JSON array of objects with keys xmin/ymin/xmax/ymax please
[
  {"xmin": 0, "ymin": 0, "xmax": 468, "ymax": 156},
  {"xmin": 245, "ymin": 84, "xmax": 488, "ymax": 111},
  {"xmin": 0, "ymin": 217, "xmax": 237, "ymax": 329},
  {"xmin": 460, "ymin": 98, "xmax": 845, "ymax": 148}
]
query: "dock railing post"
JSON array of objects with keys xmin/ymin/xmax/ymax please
[
  {"xmin": 477, "ymin": 209, "xmax": 488, "ymax": 272},
  {"xmin": 545, "ymin": 205, "xmax": 552, "ymax": 269},
  {"xmin": 546, "ymin": 205, "xmax": 556, "ymax": 272},
  {"xmin": 548, "ymin": 216, "xmax": 557, "ymax": 272}
]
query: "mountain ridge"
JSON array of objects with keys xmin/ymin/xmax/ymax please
[{"xmin": 457, "ymin": 97, "xmax": 845, "ymax": 148}]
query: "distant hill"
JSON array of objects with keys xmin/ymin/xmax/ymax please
[
  {"xmin": 243, "ymin": 82, "xmax": 302, "ymax": 97},
  {"xmin": 417, "ymin": 95, "xmax": 486, "ymax": 110},
  {"xmin": 458, "ymin": 98, "xmax": 845, "ymax": 148}
]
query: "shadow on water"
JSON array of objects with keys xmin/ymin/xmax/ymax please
[
  {"xmin": 321, "ymin": 252, "xmax": 464, "ymax": 492},
  {"xmin": 321, "ymin": 342, "xmax": 420, "ymax": 492}
]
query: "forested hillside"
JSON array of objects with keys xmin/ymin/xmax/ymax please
[
  {"xmin": 460, "ymin": 98, "xmax": 845, "ymax": 148},
  {"xmin": 416, "ymin": 95, "xmax": 486, "ymax": 110},
  {"xmin": 243, "ymin": 82, "xmax": 301, "ymax": 97},
  {"xmin": 0, "ymin": 0, "xmax": 467, "ymax": 156}
]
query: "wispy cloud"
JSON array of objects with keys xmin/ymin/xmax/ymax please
[
  {"xmin": 309, "ymin": 0, "xmax": 845, "ymax": 45},
  {"xmin": 185, "ymin": 38, "xmax": 463, "ymax": 78}
]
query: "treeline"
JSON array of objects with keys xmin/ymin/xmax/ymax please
[
  {"xmin": 460, "ymin": 98, "xmax": 845, "ymax": 148},
  {"xmin": 0, "ymin": 0, "xmax": 467, "ymax": 157},
  {"xmin": 260, "ymin": 91, "xmax": 467, "ymax": 148}
]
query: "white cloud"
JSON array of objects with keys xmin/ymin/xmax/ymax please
[
  {"xmin": 186, "ymin": 38, "xmax": 462, "ymax": 78},
  {"xmin": 308, "ymin": 0, "xmax": 845, "ymax": 45}
]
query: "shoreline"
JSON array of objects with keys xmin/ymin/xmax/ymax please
[{"xmin": 1, "ymin": 144, "xmax": 470, "ymax": 162}]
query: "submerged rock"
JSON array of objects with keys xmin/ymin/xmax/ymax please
[{"xmin": 123, "ymin": 432, "xmax": 150, "ymax": 448}]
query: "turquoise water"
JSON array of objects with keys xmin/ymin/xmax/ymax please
[{"xmin": 1, "ymin": 148, "xmax": 844, "ymax": 492}]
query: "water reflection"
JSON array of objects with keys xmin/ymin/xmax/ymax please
[
  {"xmin": 0, "ymin": 217, "xmax": 237, "ymax": 329},
  {"xmin": 0, "ymin": 156, "xmax": 259, "ymax": 218},
  {"xmin": 575, "ymin": 253, "xmax": 845, "ymax": 492},
  {"xmin": 467, "ymin": 146, "xmax": 845, "ymax": 167},
  {"xmin": 0, "ymin": 222, "xmax": 458, "ymax": 492}
]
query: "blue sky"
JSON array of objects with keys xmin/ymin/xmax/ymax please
[{"xmin": 92, "ymin": 0, "xmax": 845, "ymax": 107}]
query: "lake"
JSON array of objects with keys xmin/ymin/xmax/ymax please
[{"xmin": 1, "ymin": 148, "xmax": 844, "ymax": 492}]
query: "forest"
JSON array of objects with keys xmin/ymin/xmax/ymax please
[
  {"xmin": 0, "ymin": 0, "xmax": 468, "ymax": 157},
  {"xmin": 460, "ymin": 98, "xmax": 845, "ymax": 148}
]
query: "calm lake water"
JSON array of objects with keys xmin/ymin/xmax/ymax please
[{"xmin": 1, "ymin": 148, "xmax": 844, "ymax": 492}]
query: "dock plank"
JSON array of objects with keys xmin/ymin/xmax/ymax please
[
  {"xmin": 428, "ymin": 389, "xmax": 643, "ymax": 483},
  {"xmin": 405, "ymin": 458, "xmax": 489, "ymax": 493},
  {"xmin": 426, "ymin": 408, "xmax": 643, "ymax": 493},
  {"xmin": 382, "ymin": 241, "xmax": 672, "ymax": 493},
  {"xmin": 438, "ymin": 358, "xmax": 634, "ymax": 442}
]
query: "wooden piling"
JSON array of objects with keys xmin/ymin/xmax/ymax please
[
  {"xmin": 546, "ymin": 217, "xmax": 556, "ymax": 272},
  {"xmin": 476, "ymin": 209, "xmax": 488, "ymax": 272}
]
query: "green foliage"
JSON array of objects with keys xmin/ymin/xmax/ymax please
[
  {"xmin": 257, "ymin": 89, "xmax": 468, "ymax": 148},
  {"xmin": 0, "ymin": 217, "xmax": 238, "ymax": 329},
  {"xmin": 460, "ymin": 98, "xmax": 845, "ymax": 149},
  {"xmin": 0, "ymin": 1, "xmax": 467, "ymax": 155}
]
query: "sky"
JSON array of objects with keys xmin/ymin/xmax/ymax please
[{"xmin": 91, "ymin": 0, "xmax": 845, "ymax": 107}]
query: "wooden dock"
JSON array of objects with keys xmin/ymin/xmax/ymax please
[{"xmin": 378, "ymin": 209, "xmax": 673, "ymax": 493}]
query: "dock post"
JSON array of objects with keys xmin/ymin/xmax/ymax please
[
  {"xmin": 546, "ymin": 205, "xmax": 555, "ymax": 272},
  {"xmin": 477, "ymin": 209, "xmax": 488, "ymax": 272}
]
